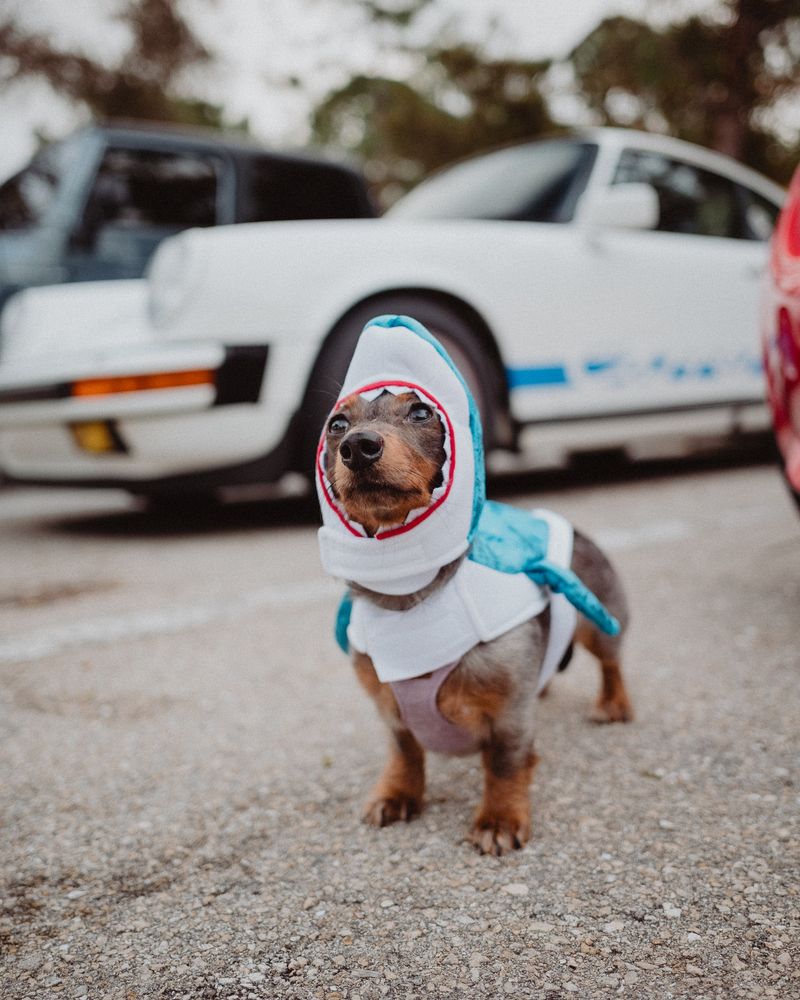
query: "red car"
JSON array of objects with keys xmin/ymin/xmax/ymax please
[{"xmin": 762, "ymin": 165, "xmax": 800, "ymax": 510}]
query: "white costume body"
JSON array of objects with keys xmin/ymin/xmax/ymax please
[{"xmin": 346, "ymin": 508, "xmax": 577, "ymax": 697}]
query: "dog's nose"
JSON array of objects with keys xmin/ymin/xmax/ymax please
[{"xmin": 339, "ymin": 431, "xmax": 384, "ymax": 470}]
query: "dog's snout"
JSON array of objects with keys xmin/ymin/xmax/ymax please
[{"xmin": 340, "ymin": 430, "xmax": 384, "ymax": 470}]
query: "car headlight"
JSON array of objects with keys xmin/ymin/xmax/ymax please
[{"xmin": 147, "ymin": 234, "xmax": 194, "ymax": 328}]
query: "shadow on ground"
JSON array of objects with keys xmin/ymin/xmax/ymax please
[{"xmin": 20, "ymin": 435, "xmax": 779, "ymax": 539}]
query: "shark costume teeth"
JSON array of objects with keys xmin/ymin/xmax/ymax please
[{"xmin": 316, "ymin": 315, "xmax": 619, "ymax": 755}]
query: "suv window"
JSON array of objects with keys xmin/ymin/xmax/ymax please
[
  {"xmin": 76, "ymin": 147, "xmax": 220, "ymax": 244},
  {"xmin": 0, "ymin": 136, "xmax": 83, "ymax": 231},
  {"xmin": 613, "ymin": 149, "xmax": 742, "ymax": 239},
  {"xmin": 239, "ymin": 156, "xmax": 373, "ymax": 222}
]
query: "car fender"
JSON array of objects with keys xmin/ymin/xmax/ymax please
[
  {"xmin": 153, "ymin": 218, "xmax": 582, "ymax": 383},
  {"xmin": 153, "ymin": 219, "xmax": 563, "ymax": 446},
  {"xmin": 0, "ymin": 280, "xmax": 152, "ymax": 373}
]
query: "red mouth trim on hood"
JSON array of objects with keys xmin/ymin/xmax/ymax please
[{"xmin": 316, "ymin": 379, "xmax": 457, "ymax": 540}]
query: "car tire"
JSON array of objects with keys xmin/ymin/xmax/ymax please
[
  {"xmin": 299, "ymin": 296, "xmax": 501, "ymax": 476},
  {"xmin": 131, "ymin": 488, "xmax": 222, "ymax": 513}
]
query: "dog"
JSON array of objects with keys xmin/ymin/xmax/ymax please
[{"xmin": 317, "ymin": 317, "xmax": 632, "ymax": 856}]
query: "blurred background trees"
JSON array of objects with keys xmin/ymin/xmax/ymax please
[
  {"xmin": 311, "ymin": 48, "xmax": 555, "ymax": 202},
  {"xmin": 1, "ymin": 0, "xmax": 798, "ymax": 205},
  {"xmin": 570, "ymin": 2, "xmax": 800, "ymax": 186},
  {"xmin": 0, "ymin": 0, "xmax": 227, "ymax": 128}
]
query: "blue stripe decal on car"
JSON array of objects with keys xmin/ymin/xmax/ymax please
[
  {"xmin": 507, "ymin": 353, "xmax": 761, "ymax": 391},
  {"xmin": 506, "ymin": 365, "xmax": 569, "ymax": 389},
  {"xmin": 584, "ymin": 357, "xmax": 620, "ymax": 374}
]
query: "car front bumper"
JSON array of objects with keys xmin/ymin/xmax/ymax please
[{"xmin": 0, "ymin": 343, "xmax": 276, "ymax": 485}]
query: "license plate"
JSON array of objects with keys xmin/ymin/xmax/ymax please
[{"xmin": 69, "ymin": 421, "xmax": 126, "ymax": 454}]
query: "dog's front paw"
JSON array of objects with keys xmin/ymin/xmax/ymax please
[
  {"xmin": 588, "ymin": 694, "xmax": 633, "ymax": 724},
  {"xmin": 469, "ymin": 812, "xmax": 531, "ymax": 856},
  {"xmin": 362, "ymin": 793, "xmax": 422, "ymax": 828}
]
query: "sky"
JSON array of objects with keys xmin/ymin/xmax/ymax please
[{"xmin": 0, "ymin": 0, "xmax": 728, "ymax": 180}]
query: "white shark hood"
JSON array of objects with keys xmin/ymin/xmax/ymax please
[{"xmin": 316, "ymin": 315, "xmax": 481, "ymax": 595}]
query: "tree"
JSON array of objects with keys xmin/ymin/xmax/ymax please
[
  {"xmin": 570, "ymin": 1, "xmax": 800, "ymax": 182},
  {"xmin": 312, "ymin": 0, "xmax": 798, "ymax": 203},
  {"xmin": 311, "ymin": 46, "xmax": 556, "ymax": 205},
  {"xmin": 0, "ymin": 0, "xmax": 229, "ymax": 129}
]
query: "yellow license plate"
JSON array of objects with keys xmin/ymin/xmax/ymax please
[{"xmin": 69, "ymin": 421, "xmax": 122, "ymax": 454}]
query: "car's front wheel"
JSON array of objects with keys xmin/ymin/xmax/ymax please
[{"xmin": 130, "ymin": 488, "xmax": 222, "ymax": 514}]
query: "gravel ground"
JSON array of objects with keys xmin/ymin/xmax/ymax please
[{"xmin": 1, "ymin": 464, "xmax": 798, "ymax": 999}]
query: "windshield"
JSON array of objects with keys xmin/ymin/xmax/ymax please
[
  {"xmin": 0, "ymin": 135, "xmax": 84, "ymax": 231},
  {"xmin": 388, "ymin": 139, "xmax": 597, "ymax": 223}
]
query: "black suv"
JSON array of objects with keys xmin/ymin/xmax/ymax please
[{"xmin": 0, "ymin": 121, "xmax": 375, "ymax": 310}]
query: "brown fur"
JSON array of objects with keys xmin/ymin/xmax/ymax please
[
  {"xmin": 325, "ymin": 392, "xmax": 444, "ymax": 536},
  {"xmin": 575, "ymin": 621, "xmax": 633, "ymax": 722},
  {"xmin": 362, "ymin": 728, "xmax": 426, "ymax": 827},
  {"xmin": 471, "ymin": 751, "xmax": 539, "ymax": 854},
  {"xmin": 326, "ymin": 386, "xmax": 633, "ymax": 855}
]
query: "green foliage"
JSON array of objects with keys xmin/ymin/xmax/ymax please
[
  {"xmin": 312, "ymin": 46, "xmax": 557, "ymax": 205},
  {"xmin": 3, "ymin": 0, "xmax": 796, "ymax": 193},
  {"xmin": 570, "ymin": 2, "xmax": 800, "ymax": 183},
  {"xmin": 0, "ymin": 0, "xmax": 230, "ymax": 131},
  {"xmin": 316, "ymin": 0, "xmax": 798, "ymax": 196}
]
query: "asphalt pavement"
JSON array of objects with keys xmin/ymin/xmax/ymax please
[{"xmin": 1, "ymin": 459, "xmax": 798, "ymax": 999}]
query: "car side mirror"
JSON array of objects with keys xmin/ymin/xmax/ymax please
[{"xmin": 582, "ymin": 183, "xmax": 660, "ymax": 231}]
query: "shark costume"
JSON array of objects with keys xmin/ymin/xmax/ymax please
[{"xmin": 317, "ymin": 315, "xmax": 619, "ymax": 755}]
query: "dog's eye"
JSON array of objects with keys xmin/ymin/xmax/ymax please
[
  {"xmin": 328, "ymin": 414, "xmax": 350, "ymax": 435},
  {"xmin": 408, "ymin": 403, "xmax": 433, "ymax": 423}
]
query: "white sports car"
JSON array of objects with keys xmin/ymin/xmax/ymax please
[{"xmin": 0, "ymin": 128, "xmax": 785, "ymax": 498}]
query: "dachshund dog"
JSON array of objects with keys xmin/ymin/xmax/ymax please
[{"xmin": 322, "ymin": 386, "xmax": 632, "ymax": 856}]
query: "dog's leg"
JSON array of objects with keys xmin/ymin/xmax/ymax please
[
  {"xmin": 352, "ymin": 652, "xmax": 426, "ymax": 826},
  {"xmin": 581, "ymin": 630, "xmax": 633, "ymax": 723},
  {"xmin": 362, "ymin": 727, "xmax": 426, "ymax": 827},
  {"xmin": 471, "ymin": 744, "xmax": 538, "ymax": 856},
  {"xmin": 439, "ymin": 625, "xmax": 541, "ymax": 855},
  {"xmin": 571, "ymin": 530, "xmax": 633, "ymax": 724},
  {"xmin": 470, "ymin": 730, "xmax": 538, "ymax": 856}
]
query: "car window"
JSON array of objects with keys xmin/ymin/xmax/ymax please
[
  {"xmin": 76, "ymin": 147, "xmax": 220, "ymax": 244},
  {"xmin": 239, "ymin": 157, "xmax": 374, "ymax": 221},
  {"xmin": 737, "ymin": 186, "xmax": 780, "ymax": 241},
  {"xmin": 612, "ymin": 149, "xmax": 743, "ymax": 239},
  {"xmin": 388, "ymin": 140, "xmax": 598, "ymax": 223},
  {"xmin": 0, "ymin": 135, "xmax": 84, "ymax": 231}
]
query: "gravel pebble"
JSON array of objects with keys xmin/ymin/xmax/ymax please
[{"xmin": 501, "ymin": 883, "xmax": 529, "ymax": 896}]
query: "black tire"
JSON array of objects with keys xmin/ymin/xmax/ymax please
[
  {"xmin": 298, "ymin": 296, "xmax": 502, "ymax": 475},
  {"xmin": 131, "ymin": 488, "xmax": 222, "ymax": 514}
]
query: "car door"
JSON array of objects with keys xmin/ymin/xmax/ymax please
[
  {"xmin": 0, "ymin": 132, "xmax": 95, "ymax": 309},
  {"xmin": 64, "ymin": 143, "xmax": 228, "ymax": 283},
  {"xmin": 565, "ymin": 145, "xmax": 779, "ymax": 416}
]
